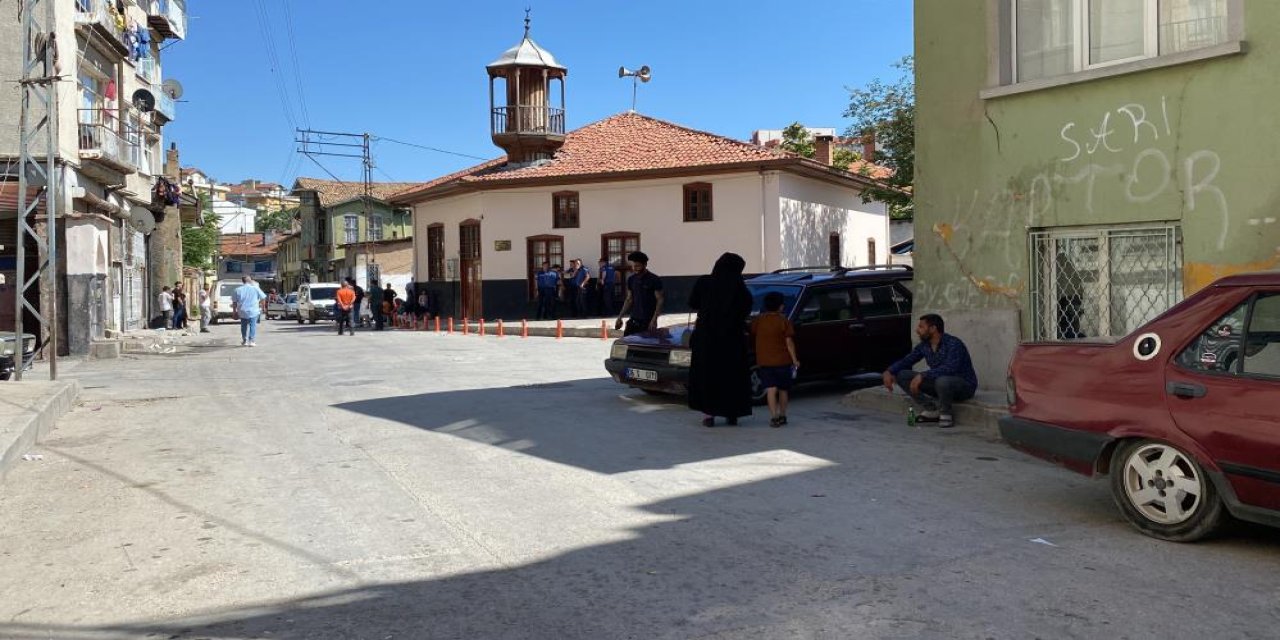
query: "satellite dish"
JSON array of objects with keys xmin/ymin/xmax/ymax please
[
  {"xmin": 131, "ymin": 89, "xmax": 156, "ymax": 113},
  {"xmin": 161, "ymin": 78, "xmax": 184, "ymax": 100},
  {"xmin": 131, "ymin": 208, "xmax": 156, "ymax": 235}
]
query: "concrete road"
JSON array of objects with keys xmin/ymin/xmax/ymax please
[{"xmin": 0, "ymin": 320, "xmax": 1277, "ymax": 640}]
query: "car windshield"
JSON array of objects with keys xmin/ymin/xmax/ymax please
[
  {"xmin": 311, "ymin": 287, "xmax": 338, "ymax": 301},
  {"xmin": 746, "ymin": 284, "xmax": 802, "ymax": 316}
]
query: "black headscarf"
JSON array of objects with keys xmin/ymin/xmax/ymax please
[{"xmin": 691, "ymin": 252, "xmax": 750, "ymax": 328}]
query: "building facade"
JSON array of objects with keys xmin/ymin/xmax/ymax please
[
  {"xmin": 914, "ymin": 0, "xmax": 1271, "ymax": 388},
  {"xmin": 289, "ymin": 179, "xmax": 418, "ymax": 286},
  {"xmin": 1, "ymin": 0, "xmax": 189, "ymax": 353}
]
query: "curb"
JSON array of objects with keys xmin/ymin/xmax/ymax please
[
  {"xmin": 0, "ymin": 379, "xmax": 82, "ymax": 484},
  {"xmin": 840, "ymin": 386, "xmax": 1008, "ymax": 441}
]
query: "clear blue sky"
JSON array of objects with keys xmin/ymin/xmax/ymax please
[{"xmin": 164, "ymin": 0, "xmax": 913, "ymax": 187}]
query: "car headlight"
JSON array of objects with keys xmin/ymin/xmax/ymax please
[
  {"xmin": 1006, "ymin": 376, "xmax": 1017, "ymax": 408},
  {"xmin": 610, "ymin": 342, "xmax": 628, "ymax": 360},
  {"xmin": 0, "ymin": 343, "xmax": 14, "ymax": 357},
  {"xmin": 669, "ymin": 349, "xmax": 693, "ymax": 367}
]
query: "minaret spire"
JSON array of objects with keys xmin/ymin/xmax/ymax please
[{"xmin": 524, "ymin": 7, "xmax": 532, "ymax": 37}]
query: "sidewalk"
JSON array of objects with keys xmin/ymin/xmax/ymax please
[
  {"xmin": 392, "ymin": 313, "xmax": 692, "ymax": 340},
  {"xmin": 0, "ymin": 379, "xmax": 81, "ymax": 484},
  {"xmin": 841, "ymin": 385, "xmax": 1009, "ymax": 440}
]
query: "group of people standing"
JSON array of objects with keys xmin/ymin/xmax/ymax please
[
  {"xmin": 335, "ymin": 277, "xmax": 410, "ymax": 335},
  {"xmin": 157, "ymin": 281, "xmax": 212, "ymax": 334},
  {"xmin": 535, "ymin": 258, "xmax": 619, "ymax": 320}
]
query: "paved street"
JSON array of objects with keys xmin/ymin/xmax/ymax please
[{"xmin": 0, "ymin": 320, "xmax": 1277, "ymax": 640}]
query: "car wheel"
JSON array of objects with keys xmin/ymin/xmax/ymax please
[
  {"xmin": 1109, "ymin": 439, "xmax": 1224, "ymax": 542},
  {"xmin": 749, "ymin": 367, "xmax": 768, "ymax": 406}
]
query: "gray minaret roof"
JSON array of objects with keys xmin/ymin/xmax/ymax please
[{"xmin": 486, "ymin": 16, "xmax": 566, "ymax": 71}]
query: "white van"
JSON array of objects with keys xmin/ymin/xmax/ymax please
[
  {"xmin": 297, "ymin": 282, "xmax": 341, "ymax": 324},
  {"xmin": 212, "ymin": 279, "xmax": 244, "ymax": 324}
]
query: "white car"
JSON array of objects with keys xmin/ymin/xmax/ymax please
[
  {"xmin": 212, "ymin": 280, "xmax": 244, "ymax": 324},
  {"xmin": 296, "ymin": 282, "xmax": 341, "ymax": 324}
]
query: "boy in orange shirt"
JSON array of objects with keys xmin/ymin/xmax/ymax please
[
  {"xmin": 335, "ymin": 281, "xmax": 357, "ymax": 336},
  {"xmin": 750, "ymin": 292, "xmax": 799, "ymax": 427}
]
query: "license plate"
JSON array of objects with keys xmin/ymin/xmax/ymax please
[{"xmin": 626, "ymin": 368, "xmax": 658, "ymax": 382}]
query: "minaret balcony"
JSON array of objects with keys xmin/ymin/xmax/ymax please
[{"xmin": 491, "ymin": 105, "xmax": 566, "ymax": 140}]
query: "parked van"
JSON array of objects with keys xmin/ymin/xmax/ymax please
[
  {"xmin": 297, "ymin": 282, "xmax": 341, "ymax": 324},
  {"xmin": 212, "ymin": 279, "xmax": 245, "ymax": 324}
]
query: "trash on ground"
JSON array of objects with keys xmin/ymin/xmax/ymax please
[
  {"xmin": 1029, "ymin": 537, "xmax": 1058, "ymax": 547},
  {"xmin": 21, "ymin": 454, "xmax": 44, "ymax": 461}
]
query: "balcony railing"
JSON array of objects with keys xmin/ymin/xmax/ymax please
[
  {"xmin": 148, "ymin": 0, "xmax": 187, "ymax": 41},
  {"xmin": 155, "ymin": 91, "xmax": 177, "ymax": 122},
  {"xmin": 135, "ymin": 57, "xmax": 161, "ymax": 86},
  {"xmin": 74, "ymin": 0, "xmax": 130, "ymax": 57},
  {"xmin": 78, "ymin": 109, "xmax": 138, "ymax": 173},
  {"xmin": 491, "ymin": 105, "xmax": 566, "ymax": 138}
]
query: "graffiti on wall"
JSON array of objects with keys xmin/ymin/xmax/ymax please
[{"xmin": 928, "ymin": 94, "xmax": 1259, "ymax": 310}]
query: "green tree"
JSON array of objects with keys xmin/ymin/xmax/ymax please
[
  {"xmin": 182, "ymin": 199, "xmax": 220, "ymax": 268},
  {"xmin": 255, "ymin": 206, "xmax": 297, "ymax": 233},
  {"xmin": 844, "ymin": 55, "xmax": 914, "ymax": 218},
  {"xmin": 779, "ymin": 121, "xmax": 815, "ymax": 158},
  {"xmin": 832, "ymin": 147, "xmax": 859, "ymax": 172}
]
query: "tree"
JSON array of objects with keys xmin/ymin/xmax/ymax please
[
  {"xmin": 182, "ymin": 198, "xmax": 220, "ymax": 268},
  {"xmin": 844, "ymin": 55, "xmax": 914, "ymax": 218},
  {"xmin": 256, "ymin": 206, "xmax": 297, "ymax": 233},
  {"xmin": 779, "ymin": 122, "xmax": 815, "ymax": 158},
  {"xmin": 832, "ymin": 147, "xmax": 858, "ymax": 172}
]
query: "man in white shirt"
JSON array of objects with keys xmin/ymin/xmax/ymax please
[
  {"xmin": 158, "ymin": 286, "xmax": 174, "ymax": 329},
  {"xmin": 198, "ymin": 284, "xmax": 212, "ymax": 333},
  {"xmin": 231, "ymin": 276, "xmax": 267, "ymax": 346}
]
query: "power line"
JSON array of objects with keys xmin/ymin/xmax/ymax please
[
  {"xmin": 370, "ymin": 135, "xmax": 490, "ymax": 161},
  {"xmin": 251, "ymin": 0, "xmax": 299, "ymax": 131},
  {"xmin": 280, "ymin": 0, "xmax": 312, "ymax": 128},
  {"xmin": 300, "ymin": 151, "xmax": 354, "ymax": 186}
]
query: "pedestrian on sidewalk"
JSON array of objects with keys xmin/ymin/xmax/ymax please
[
  {"xmin": 687, "ymin": 252, "xmax": 753, "ymax": 427},
  {"xmin": 369, "ymin": 279, "xmax": 385, "ymax": 330},
  {"xmin": 383, "ymin": 282, "xmax": 397, "ymax": 326},
  {"xmin": 198, "ymin": 283, "xmax": 212, "ymax": 333},
  {"xmin": 615, "ymin": 252, "xmax": 664, "ymax": 336},
  {"xmin": 231, "ymin": 276, "xmax": 267, "ymax": 347},
  {"xmin": 157, "ymin": 286, "xmax": 174, "ymax": 329},
  {"xmin": 752, "ymin": 291, "xmax": 799, "ymax": 428},
  {"xmin": 335, "ymin": 281, "xmax": 356, "ymax": 336},
  {"xmin": 171, "ymin": 283, "xmax": 188, "ymax": 330},
  {"xmin": 882, "ymin": 314, "xmax": 978, "ymax": 428},
  {"xmin": 597, "ymin": 258, "xmax": 617, "ymax": 316},
  {"xmin": 571, "ymin": 258, "xmax": 589, "ymax": 317}
]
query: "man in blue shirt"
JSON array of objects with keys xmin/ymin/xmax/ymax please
[
  {"xmin": 571, "ymin": 258, "xmax": 589, "ymax": 317},
  {"xmin": 535, "ymin": 262, "xmax": 558, "ymax": 320},
  {"xmin": 597, "ymin": 258, "xmax": 617, "ymax": 316},
  {"xmin": 883, "ymin": 314, "xmax": 977, "ymax": 428},
  {"xmin": 231, "ymin": 276, "xmax": 267, "ymax": 347}
]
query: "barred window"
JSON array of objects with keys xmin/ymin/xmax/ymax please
[{"xmin": 1030, "ymin": 225, "xmax": 1181, "ymax": 341}]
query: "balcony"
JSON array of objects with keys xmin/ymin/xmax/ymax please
[
  {"xmin": 74, "ymin": 0, "xmax": 131, "ymax": 58},
  {"xmin": 78, "ymin": 109, "xmax": 138, "ymax": 177},
  {"xmin": 155, "ymin": 90, "xmax": 176, "ymax": 123},
  {"xmin": 490, "ymin": 105, "xmax": 566, "ymax": 138},
  {"xmin": 147, "ymin": 0, "xmax": 187, "ymax": 41},
  {"xmin": 135, "ymin": 57, "xmax": 161, "ymax": 86}
]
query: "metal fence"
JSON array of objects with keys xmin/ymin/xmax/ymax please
[{"xmin": 1029, "ymin": 225, "xmax": 1181, "ymax": 341}]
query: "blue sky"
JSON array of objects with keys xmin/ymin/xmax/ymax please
[{"xmin": 164, "ymin": 1, "xmax": 913, "ymax": 187}]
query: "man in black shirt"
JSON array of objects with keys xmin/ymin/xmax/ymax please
[
  {"xmin": 347, "ymin": 278, "xmax": 365, "ymax": 327},
  {"xmin": 614, "ymin": 251, "xmax": 664, "ymax": 336}
]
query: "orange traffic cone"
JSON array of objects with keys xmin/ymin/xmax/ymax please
[
  {"xmin": 497, "ymin": 319, "xmax": 505, "ymax": 338},
  {"xmin": 521, "ymin": 319, "xmax": 528, "ymax": 338},
  {"xmin": 448, "ymin": 317, "xmax": 454, "ymax": 334},
  {"xmin": 463, "ymin": 318, "xmax": 470, "ymax": 335},
  {"xmin": 434, "ymin": 317, "xmax": 441, "ymax": 333},
  {"xmin": 556, "ymin": 319, "xmax": 563, "ymax": 340},
  {"xmin": 479, "ymin": 318, "xmax": 486, "ymax": 337},
  {"xmin": 601, "ymin": 320, "xmax": 608, "ymax": 340}
]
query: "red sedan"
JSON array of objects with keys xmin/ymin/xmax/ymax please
[{"xmin": 1000, "ymin": 272, "xmax": 1280, "ymax": 542}]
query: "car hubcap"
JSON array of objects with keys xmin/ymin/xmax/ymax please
[{"xmin": 1122, "ymin": 443, "xmax": 1203, "ymax": 525}]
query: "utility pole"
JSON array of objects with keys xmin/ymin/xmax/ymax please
[
  {"xmin": 14, "ymin": 0, "xmax": 61, "ymax": 381},
  {"xmin": 295, "ymin": 129, "xmax": 377, "ymax": 286}
]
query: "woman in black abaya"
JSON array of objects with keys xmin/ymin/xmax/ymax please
[{"xmin": 687, "ymin": 252, "xmax": 753, "ymax": 427}]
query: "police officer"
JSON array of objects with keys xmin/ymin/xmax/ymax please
[
  {"xmin": 536, "ymin": 262, "xmax": 558, "ymax": 320},
  {"xmin": 597, "ymin": 258, "xmax": 617, "ymax": 316}
]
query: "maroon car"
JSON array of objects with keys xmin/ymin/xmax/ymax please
[{"xmin": 1000, "ymin": 272, "xmax": 1280, "ymax": 542}]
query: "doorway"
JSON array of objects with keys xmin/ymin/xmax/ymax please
[{"xmin": 459, "ymin": 220, "xmax": 482, "ymax": 318}]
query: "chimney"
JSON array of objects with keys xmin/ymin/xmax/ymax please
[
  {"xmin": 814, "ymin": 135, "xmax": 834, "ymax": 166},
  {"xmin": 861, "ymin": 133, "xmax": 876, "ymax": 164},
  {"xmin": 165, "ymin": 142, "xmax": 180, "ymax": 180}
]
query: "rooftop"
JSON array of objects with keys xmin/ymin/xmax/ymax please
[
  {"xmin": 218, "ymin": 232, "xmax": 282, "ymax": 258},
  {"xmin": 394, "ymin": 113, "xmax": 888, "ymax": 203},
  {"xmin": 291, "ymin": 178, "xmax": 423, "ymax": 209}
]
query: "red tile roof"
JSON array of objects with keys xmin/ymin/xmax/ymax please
[
  {"xmin": 218, "ymin": 232, "xmax": 281, "ymax": 258},
  {"xmin": 393, "ymin": 113, "xmax": 886, "ymax": 203}
]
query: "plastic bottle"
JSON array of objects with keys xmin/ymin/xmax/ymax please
[{"xmin": 907, "ymin": 406, "xmax": 917, "ymax": 426}]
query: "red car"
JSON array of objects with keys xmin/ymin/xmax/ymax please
[{"xmin": 1000, "ymin": 272, "xmax": 1280, "ymax": 542}]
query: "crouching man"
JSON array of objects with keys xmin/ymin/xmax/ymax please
[{"xmin": 882, "ymin": 313, "xmax": 978, "ymax": 428}]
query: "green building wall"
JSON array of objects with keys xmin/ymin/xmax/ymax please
[{"xmin": 915, "ymin": 0, "xmax": 1279, "ymax": 386}]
